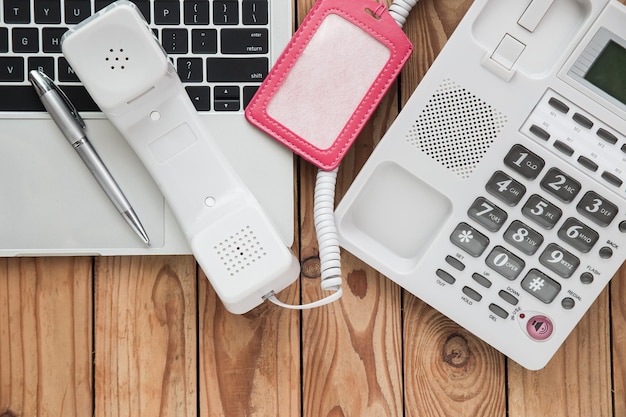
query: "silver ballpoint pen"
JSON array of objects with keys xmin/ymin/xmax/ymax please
[{"xmin": 29, "ymin": 69, "xmax": 150, "ymax": 245}]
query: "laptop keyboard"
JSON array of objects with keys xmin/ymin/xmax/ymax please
[{"xmin": 0, "ymin": 0, "xmax": 270, "ymax": 112}]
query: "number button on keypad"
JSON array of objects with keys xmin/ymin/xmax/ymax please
[
  {"xmin": 450, "ymin": 223, "xmax": 490, "ymax": 257},
  {"xmin": 540, "ymin": 168, "xmax": 581, "ymax": 203},
  {"xmin": 557, "ymin": 218, "xmax": 599, "ymax": 253},
  {"xmin": 468, "ymin": 197, "xmax": 508, "ymax": 232},
  {"xmin": 485, "ymin": 246, "xmax": 525, "ymax": 280},
  {"xmin": 504, "ymin": 145, "xmax": 545, "ymax": 180},
  {"xmin": 486, "ymin": 171, "xmax": 526, "ymax": 206},
  {"xmin": 522, "ymin": 194, "xmax": 562, "ymax": 229},
  {"xmin": 521, "ymin": 269, "xmax": 561, "ymax": 303},
  {"xmin": 539, "ymin": 243, "xmax": 579, "ymax": 278},
  {"xmin": 577, "ymin": 191, "xmax": 618, "ymax": 227},
  {"xmin": 503, "ymin": 220, "xmax": 544, "ymax": 255}
]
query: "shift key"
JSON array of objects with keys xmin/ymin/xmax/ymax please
[{"xmin": 207, "ymin": 57, "xmax": 268, "ymax": 82}]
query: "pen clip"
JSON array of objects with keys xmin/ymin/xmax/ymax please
[{"xmin": 37, "ymin": 70, "xmax": 86, "ymax": 129}]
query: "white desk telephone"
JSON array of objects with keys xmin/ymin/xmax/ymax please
[{"xmin": 335, "ymin": 0, "xmax": 626, "ymax": 369}]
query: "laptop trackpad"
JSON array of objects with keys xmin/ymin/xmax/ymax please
[{"xmin": 0, "ymin": 119, "xmax": 165, "ymax": 252}]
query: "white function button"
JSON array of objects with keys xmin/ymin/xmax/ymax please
[
  {"xmin": 491, "ymin": 34, "xmax": 526, "ymax": 70},
  {"xmin": 518, "ymin": 0, "xmax": 554, "ymax": 32}
]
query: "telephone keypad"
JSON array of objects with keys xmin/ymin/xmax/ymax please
[{"xmin": 445, "ymin": 140, "xmax": 622, "ymax": 337}]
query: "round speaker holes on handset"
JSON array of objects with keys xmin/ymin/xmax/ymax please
[
  {"xmin": 150, "ymin": 111, "xmax": 161, "ymax": 121},
  {"xmin": 204, "ymin": 196, "xmax": 216, "ymax": 207}
]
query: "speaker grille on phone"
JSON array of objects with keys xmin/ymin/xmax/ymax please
[
  {"xmin": 405, "ymin": 79, "xmax": 507, "ymax": 179},
  {"xmin": 214, "ymin": 226, "xmax": 266, "ymax": 277}
]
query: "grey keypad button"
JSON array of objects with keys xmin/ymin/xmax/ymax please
[
  {"xmin": 485, "ymin": 246, "xmax": 525, "ymax": 280},
  {"xmin": 522, "ymin": 194, "xmax": 562, "ymax": 229},
  {"xmin": 498, "ymin": 290, "xmax": 519, "ymax": 306},
  {"xmin": 580, "ymin": 272, "xmax": 594, "ymax": 284},
  {"xmin": 576, "ymin": 191, "xmax": 618, "ymax": 227},
  {"xmin": 472, "ymin": 273, "xmax": 492, "ymax": 288},
  {"xmin": 548, "ymin": 97, "xmax": 569, "ymax": 113},
  {"xmin": 503, "ymin": 220, "xmax": 544, "ymax": 255},
  {"xmin": 489, "ymin": 303, "xmax": 509, "ymax": 319},
  {"xmin": 540, "ymin": 168, "xmax": 581, "ymax": 203},
  {"xmin": 553, "ymin": 140, "xmax": 574, "ymax": 157},
  {"xmin": 597, "ymin": 128, "xmax": 618, "ymax": 144},
  {"xmin": 504, "ymin": 145, "xmax": 545, "ymax": 180},
  {"xmin": 572, "ymin": 112, "xmax": 593, "ymax": 129},
  {"xmin": 577, "ymin": 156, "xmax": 599, "ymax": 172},
  {"xmin": 561, "ymin": 297, "xmax": 575, "ymax": 310},
  {"xmin": 445, "ymin": 255, "xmax": 465, "ymax": 271},
  {"xmin": 521, "ymin": 269, "xmax": 561, "ymax": 303},
  {"xmin": 539, "ymin": 243, "xmax": 579, "ymax": 278},
  {"xmin": 462, "ymin": 286, "xmax": 482, "ymax": 302},
  {"xmin": 599, "ymin": 246, "xmax": 613, "ymax": 259},
  {"xmin": 468, "ymin": 197, "xmax": 508, "ymax": 232},
  {"xmin": 601, "ymin": 171, "xmax": 623, "ymax": 188},
  {"xmin": 436, "ymin": 269, "xmax": 456, "ymax": 284},
  {"xmin": 557, "ymin": 217, "xmax": 598, "ymax": 253},
  {"xmin": 485, "ymin": 171, "xmax": 526, "ymax": 206},
  {"xmin": 529, "ymin": 124, "xmax": 550, "ymax": 141},
  {"xmin": 450, "ymin": 223, "xmax": 490, "ymax": 257}
]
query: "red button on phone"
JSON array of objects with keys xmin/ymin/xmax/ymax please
[{"xmin": 526, "ymin": 315, "xmax": 553, "ymax": 341}]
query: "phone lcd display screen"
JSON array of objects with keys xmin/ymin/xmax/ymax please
[{"xmin": 584, "ymin": 40, "xmax": 626, "ymax": 105}]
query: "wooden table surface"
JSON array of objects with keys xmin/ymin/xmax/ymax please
[{"xmin": 2, "ymin": 0, "xmax": 626, "ymax": 416}]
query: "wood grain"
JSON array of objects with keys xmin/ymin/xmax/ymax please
[
  {"xmin": 403, "ymin": 298, "xmax": 506, "ymax": 417},
  {"xmin": 94, "ymin": 256, "xmax": 196, "ymax": 417},
  {"xmin": 612, "ymin": 269, "xmax": 626, "ymax": 417},
  {"xmin": 0, "ymin": 257, "xmax": 92, "ymax": 417},
  {"xmin": 508, "ymin": 289, "xmax": 612, "ymax": 417},
  {"xmin": 198, "ymin": 269, "xmax": 300, "ymax": 417}
]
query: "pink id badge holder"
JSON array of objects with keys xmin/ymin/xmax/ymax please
[{"xmin": 245, "ymin": 0, "xmax": 413, "ymax": 170}]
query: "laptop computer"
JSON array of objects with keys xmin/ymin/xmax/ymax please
[{"xmin": 0, "ymin": 0, "xmax": 294, "ymax": 255}]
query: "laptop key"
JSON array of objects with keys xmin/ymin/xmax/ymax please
[
  {"xmin": 207, "ymin": 57, "xmax": 268, "ymax": 82},
  {"xmin": 0, "ymin": 28, "xmax": 8, "ymax": 53},
  {"xmin": 35, "ymin": 0, "xmax": 62, "ymax": 23},
  {"xmin": 4, "ymin": 0, "xmax": 31, "ymax": 23},
  {"xmin": 12, "ymin": 28, "xmax": 40, "ymax": 53},
  {"xmin": 191, "ymin": 29, "xmax": 218, "ymax": 53},
  {"xmin": 242, "ymin": 0, "xmax": 268, "ymax": 25},
  {"xmin": 221, "ymin": 29, "xmax": 268, "ymax": 54},
  {"xmin": 42, "ymin": 27, "xmax": 68, "ymax": 53},
  {"xmin": 0, "ymin": 86, "xmax": 44, "ymax": 111},
  {"xmin": 213, "ymin": 0, "xmax": 239, "ymax": 25},
  {"xmin": 0, "ymin": 57, "xmax": 25, "ymax": 82},
  {"xmin": 64, "ymin": 0, "xmax": 91, "ymax": 24},
  {"xmin": 154, "ymin": 1, "xmax": 181, "ymax": 25}
]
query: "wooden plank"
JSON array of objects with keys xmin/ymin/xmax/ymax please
[
  {"xmin": 93, "ymin": 256, "xmax": 196, "ymax": 417},
  {"xmin": 508, "ymin": 288, "xmax": 612, "ymax": 416},
  {"xmin": 0, "ymin": 257, "xmax": 93, "ymax": 417},
  {"xmin": 403, "ymin": 299, "xmax": 506, "ymax": 417},
  {"xmin": 198, "ymin": 272, "xmax": 300, "ymax": 416},
  {"xmin": 612, "ymin": 267, "xmax": 626, "ymax": 417}
]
